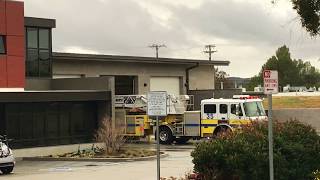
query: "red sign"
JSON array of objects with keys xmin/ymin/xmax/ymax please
[{"xmin": 263, "ymin": 70, "xmax": 278, "ymax": 94}]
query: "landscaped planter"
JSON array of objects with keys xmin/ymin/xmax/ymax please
[{"xmin": 23, "ymin": 148, "xmax": 168, "ymax": 162}]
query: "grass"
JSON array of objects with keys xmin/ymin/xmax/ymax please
[{"xmin": 263, "ymin": 96, "xmax": 320, "ymax": 109}]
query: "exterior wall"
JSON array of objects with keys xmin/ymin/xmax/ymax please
[
  {"xmin": 188, "ymin": 65, "xmax": 215, "ymax": 90},
  {"xmin": 53, "ymin": 60, "xmax": 189, "ymax": 95},
  {"xmin": 0, "ymin": 0, "xmax": 25, "ymax": 89},
  {"xmin": 273, "ymin": 108, "xmax": 320, "ymax": 134},
  {"xmin": 51, "ymin": 77, "xmax": 111, "ymax": 91},
  {"xmin": 25, "ymin": 78, "xmax": 51, "ymax": 90},
  {"xmin": 188, "ymin": 89, "xmax": 242, "ymax": 110}
]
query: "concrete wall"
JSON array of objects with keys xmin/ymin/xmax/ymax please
[
  {"xmin": 188, "ymin": 89, "xmax": 242, "ymax": 110},
  {"xmin": 26, "ymin": 77, "xmax": 113, "ymax": 91},
  {"xmin": 273, "ymin": 108, "xmax": 320, "ymax": 133},
  {"xmin": 188, "ymin": 65, "xmax": 215, "ymax": 90},
  {"xmin": 53, "ymin": 60, "xmax": 209, "ymax": 95},
  {"xmin": 214, "ymin": 89, "xmax": 242, "ymax": 99},
  {"xmin": 25, "ymin": 78, "xmax": 51, "ymax": 90},
  {"xmin": 51, "ymin": 77, "xmax": 111, "ymax": 91}
]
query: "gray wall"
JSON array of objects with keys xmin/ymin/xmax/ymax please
[
  {"xmin": 213, "ymin": 89, "xmax": 242, "ymax": 99},
  {"xmin": 188, "ymin": 89, "xmax": 242, "ymax": 110},
  {"xmin": 53, "ymin": 59, "xmax": 216, "ymax": 95},
  {"xmin": 26, "ymin": 77, "xmax": 113, "ymax": 91},
  {"xmin": 188, "ymin": 65, "xmax": 215, "ymax": 90},
  {"xmin": 51, "ymin": 77, "xmax": 111, "ymax": 91},
  {"xmin": 273, "ymin": 108, "xmax": 320, "ymax": 133},
  {"xmin": 25, "ymin": 78, "xmax": 52, "ymax": 90}
]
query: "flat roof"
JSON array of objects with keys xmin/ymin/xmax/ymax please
[
  {"xmin": 53, "ymin": 52, "xmax": 230, "ymax": 66},
  {"xmin": 24, "ymin": 17, "xmax": 56, "ymax": 28}
]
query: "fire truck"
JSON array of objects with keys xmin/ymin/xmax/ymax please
[{"xmin": 115, "ymin": 94, "xmax": 267, "ymax": 144}]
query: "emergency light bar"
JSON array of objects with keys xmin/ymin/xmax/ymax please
[{"xmin": 232, "ymin": 95, "xmax": 260, "ymax": 99}]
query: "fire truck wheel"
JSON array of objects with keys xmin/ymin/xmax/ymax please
[
  {"xmin": 213, "ymin": 126, "xmax": 231, "ymax": 137},
  {"xmin": 157, "ymin": 126, "xmax": 174, "ymax": 144}
]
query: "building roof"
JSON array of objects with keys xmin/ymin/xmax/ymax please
[
  {"xmin": 24, "ymin": 17, "xmax": 56, "ymax": 28},
  {"xmin": 53, "ymin": 52, "xmax": 230, "ymax": 66}
]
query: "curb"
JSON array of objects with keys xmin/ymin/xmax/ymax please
[{"xmin": 22, "ymin": 153, "xmax": 169, "ymax": 162}]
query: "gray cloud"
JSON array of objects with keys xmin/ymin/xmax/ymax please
[
  {"xmin": 24, "ymin": 0, "xmax": 320, "ymax": 77},
  {"xmin": 25, "ymin": 0, "xmax": 191, "ymax": 56}
]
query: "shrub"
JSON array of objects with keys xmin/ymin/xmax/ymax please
[
  {"xmin": 95, "ymin": 117, "xmax": 125, "ymax": 155},
  {"xmin": 191, "ymin": 120, "xmax": 320, "ymax": 180}
]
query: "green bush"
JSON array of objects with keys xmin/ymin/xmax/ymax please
[{"xmin": 191, "ymin": 120, "xmax": 320, "ymax": 180}]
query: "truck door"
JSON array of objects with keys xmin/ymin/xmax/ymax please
[
  {"xmin": 201, "ymin": 103, "xmax": 218, "ymax": 137},
  {"xmin": 229, "ymin": 103, "xmax": 239, "ymax": 120},
  {"xmin": 217, "ymin": 103, "xmax": 229, "ymax": 120}
]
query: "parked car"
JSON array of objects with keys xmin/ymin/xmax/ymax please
[{"xmin": 0, "ymin": 135, "xmax": 15, "ymax": 174}]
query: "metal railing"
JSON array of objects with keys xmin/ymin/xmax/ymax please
[{"xmin": 115, "ymin": 94, "xmax": 194, "ymax": 111}]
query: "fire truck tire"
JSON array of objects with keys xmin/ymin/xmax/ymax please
[
  {"xmin": 0, "ymin": 166, "xmax": 14, "ymax": 174},
  {"xmin": 213, "ymin": 126, "xmax": 231, "ymax": 137},
  {"xmin": 157, "ymin": 126, "xmax": 174, "ymax": 144}
]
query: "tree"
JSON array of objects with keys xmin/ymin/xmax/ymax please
[
  {"xmin": 245, "ymin": 75, "xmax": 263, "ymax": 91},
  {"xmin": 273, "ymin": 0, "xmax": 320, "ymax": 36},
  {"xmin": 291, "ymin": 0, "xmax": 320, "ymax": 36},
  {"xmin": 246, "ymin": 45, "xmax": 320, "ymax": 90},
  {"xmin": 215, "ymin": 68, "xmax": 229, "ymax": 89},
  {"xmin": 95, "ymin": 117, "xmax": 125, "ymax": 155}
]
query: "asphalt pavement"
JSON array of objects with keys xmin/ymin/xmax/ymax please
[{"xmin": 1, "ymin": 144, "xmax": 195, "ymax": 180}]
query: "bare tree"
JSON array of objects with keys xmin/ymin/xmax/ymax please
[{"xmin": 95, "ymin": 117, "xmax": 125, "ymax": 155}]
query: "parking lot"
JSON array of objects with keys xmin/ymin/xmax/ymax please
[{"xmin": 1, "ymin": 144, "xmax": 194, "ymax": 180}]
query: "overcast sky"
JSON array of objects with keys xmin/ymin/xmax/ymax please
[{"xmin": 24, "ymin": 0, "xmax": 320, "ymax": 78}]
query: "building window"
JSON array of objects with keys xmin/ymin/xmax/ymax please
[
  {"xmin": 26, "ymin": 27, "xmax": 52, "ymax": 78},
  {"xmin": 0, "ymin": 35, "xmax": 5, "ymax": 54}
]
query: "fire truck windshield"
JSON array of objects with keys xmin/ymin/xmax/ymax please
[{"xmin": 244, "ymin": 101, "xmax": 266, "ymax": 117}]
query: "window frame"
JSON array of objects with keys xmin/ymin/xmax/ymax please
[
  {"xmin": 0, "ymin": 35, "xmax": 6, "ymax": 55},
  {"xmin": 25, "ymin": 27, "xmax": 52, "ymax": 78}
]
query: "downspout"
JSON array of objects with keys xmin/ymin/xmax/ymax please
[{"xmin": 185, "ymin": 62, "xmax": 199, "ymax": 94}]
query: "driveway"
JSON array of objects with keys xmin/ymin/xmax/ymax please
[{"xmin": 1, "ymin": 144, "xmax": 195, "ymax": 180}]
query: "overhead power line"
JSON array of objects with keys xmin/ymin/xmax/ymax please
[{"xmin": 149, "ymin": 44, "xmax": 166, "ymax": 58}]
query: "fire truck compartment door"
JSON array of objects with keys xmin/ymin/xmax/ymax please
[{"xmin": 184, "ymin": 111, "xmax": 201, "ymax": 136}]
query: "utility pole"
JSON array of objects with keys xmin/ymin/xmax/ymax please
[
  {"xmin": 148, "ymin": 43, "xmax": 166, "ymax": 180},
  {"xmin": 149, "ymin": 44, "xmax": 166, "ymax": 58},
  {"xmin": 204, "ymin": 44, "xmax": 217, "ymax": 61}
]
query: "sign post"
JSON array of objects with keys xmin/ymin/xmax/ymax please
[
  {"xmin": 263, "ymin": 70, "xmax": 278, "ymax": 180},
  {"xmin": 147, "ymin": 91, "xmax": 167, "ymax": 180}
]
